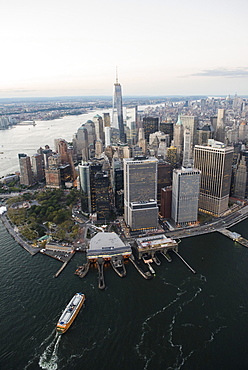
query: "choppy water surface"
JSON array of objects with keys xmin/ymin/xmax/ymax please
[{"xmin": 1, "ymin": 220, "xmax": 248, "ymax": 370}]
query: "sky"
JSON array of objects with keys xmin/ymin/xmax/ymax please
[{"xmin": 1, "ymin": 0, "xmax": 248, "ymax": 98}]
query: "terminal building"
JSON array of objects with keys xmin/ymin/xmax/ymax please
[
  {"xmin": 134, "ymin": 234, "xmax": 178, "ymax": 259},
  {"xmin": 87, "ymin": 232, "xmax": 132, "ymax": 262}
]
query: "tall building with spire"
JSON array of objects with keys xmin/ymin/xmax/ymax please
[
  {"xmin": 112, "ymin": 70, "xmax": 125, "ymax": 143},
  {"xmin": 173, "ymin": 114, "xmax": 184, "ymax": 161}
]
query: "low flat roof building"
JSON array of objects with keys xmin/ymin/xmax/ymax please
[
  {"xmin": 45, "ymin": 242, "xmax": 73, "ymax": 253},
  {"xmin": 87, "ymin": 232, "xmax": 132, "ymax": 262},
  {"xmin": 135, "ymin": 234, "xmax": 178, "ymax": 259}
]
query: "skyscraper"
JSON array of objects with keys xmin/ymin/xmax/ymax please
[
  {"xmin": 31, "ymin": 153, "xmax": 44, "ymax": 182},
  {"xmin": 95, "ymin": 140, "xmax": 103, "ymax": 158},
  {"xmin": 84, "ymin": 120, "xmax": 96, "ymax": 148},
  {"xmin": 160, "ymin": 121, "xmax": 174, "ymax": 144},
  {"xmin": 194, "ymin": 139, "xmax": 233, "ymax": 216},
  {"xmin": 73, "ymin": 125, "xmax": 89, "ymax": 160},
  {"xmin": 142, "ymin": 117, "xmax": 159, "ymax": 141},
  {"xmin": 181, "ymin": 115, "xmax": 198, "ymax": 160},
  {"xmin": 166, "ymin": 146, "xmax": 177, "ymax": 167},
  {"xmin": 123, "ymin": 156, "xmax": 158, "ymax": 231},
  {"xmin": 112, "ymin": 72, "xmax": 125, "ymax": 143},
  {"xmin": 160, "ymin": 186, "xmax": 172, "ymax": 219},
  {"xmin": 103, "ymin": 112, "xmax": 111, "ymax": 128},
  {"xmin": 171, "ymin": 167, "xmax": 201, "ymax": 226},
  {"xmin": 234, "ymin": 155, "xmax": 247, "ymax": 199},
  {"xmin": 18, "ymin": 153, "xmax": 34, "ymax": 186},
  {"xmin": 173, "ymin": 114, "xmax": 184, "ymax": 160},
  {"xmin": 238, "ymin": 121, "xmax": 247, "ymax": 142},
  {"xmin": 215, "ymin": 109, "xmax": 226, "ymax": 142},
  {"xmin": 111, "ymin": 158, "xmax": 124, "ymax": 215},
  {"xmin": 94, "ymin": 171, "xmax": 110, "ymax": 220},
  {"xmin": 182, "ymin": 128, "xmax": 192, "ymax": 168},
  {"xmin": 157, "ymin": 161, "xmax": 172, "ymax": 209},
  {"xmin": 93, "ymin": 114, "xmax": 105, "ymax": 145},
  {"xmin": 124, "ymin": 106, "xmax": 137, "ymax": 145}
]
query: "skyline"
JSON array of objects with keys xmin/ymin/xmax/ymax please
[{"xmin": 1, "ymin": 0, "xmax": 248, "ymax": 98}]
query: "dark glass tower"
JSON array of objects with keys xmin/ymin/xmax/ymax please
[
  {"xmin": 142, "ymin": 117, "xmax": 159, "ymax": 141},
  {"xmin": 112, "ymin": 72, "xmax": 125, "ymax": 143}
]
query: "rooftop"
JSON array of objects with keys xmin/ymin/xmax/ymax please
[{"xmin": 89, "ymin": 232, "xmax": 126, "ymax": 251}]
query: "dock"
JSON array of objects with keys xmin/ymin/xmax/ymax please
[
  {"xmin": 129, "ymin": 254, "xmax": 153, "ymax": 279},
  {"xmin": 217, "ymin": 228, "xmax": 248, "ymax": 248},
  {"xmin": 97, "ymin": 257, "xmax": 106, "ymax": 289},
  {"xmin": 160, "ymin": 251, "xmax": 172, "ymax": 262},
  {"xmin": 172, "ymin": 250, "xmax": 196, "ymax": 274},
  {"xmin": 54, "ymin": 262, "xmax": 67, "ymax": 278},
  {"xmin": 110, "ymin": 255, "xmax": 126, "ymax": 277},
  {"xmin": 53, "ymin": 252, "xmax": 75, "ymax": 278}
]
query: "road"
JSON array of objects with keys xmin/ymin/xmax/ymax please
[{"xmin": 164, "ymin": 205, "xmax": 248, "ymax": 240}]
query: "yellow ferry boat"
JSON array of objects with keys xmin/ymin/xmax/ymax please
[{"xmin": 56, "ymin": 293, "xmax": 85, "ymax": 334}]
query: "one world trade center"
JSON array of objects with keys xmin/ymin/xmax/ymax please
[{"xmin": 112, "ymin": 71, "xmax": 125, "ymax": 143}]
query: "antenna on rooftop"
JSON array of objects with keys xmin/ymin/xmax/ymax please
[{"xmin": 116, "ymin": 66, "xmax": 118, "ymax": 84}]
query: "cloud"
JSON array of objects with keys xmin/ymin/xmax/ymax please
[{"xmin": 184, "ymin": 67, "xmax": 248, "ymax": 78}]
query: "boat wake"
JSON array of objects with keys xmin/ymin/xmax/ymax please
[
  {"xmin": 38, "ymin": 332, "xmax": 61, "ymax": 370},
  {"xmin": 135, "ymin": 274, "xmax": 222, "ymax": 369}
]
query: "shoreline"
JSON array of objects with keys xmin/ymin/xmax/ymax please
[{"xmin": 0, "ymin": 214, "xmax": 41, "ymax": 256}]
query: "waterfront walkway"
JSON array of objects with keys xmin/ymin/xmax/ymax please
[{"xmin": 0, "ymin": 214, "xmax": 40, "ymax": 255}]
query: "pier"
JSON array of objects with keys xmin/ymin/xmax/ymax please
[
  {"xmin": 217, "ymin": 228, "xmax": 248, "ymax": 248},
  {"xmin": 54, "ymin": 262, "xmax": 67, "ymax": 278},
  {"xmin": 172, "ymin": 250, "xmax": 196, "ymax": 274},
  {"xmin": 160, "ymin": 251, "xmax": 172, "ymax": 262},
  {"xmin": 152, "ymin": 253, "xmax": 161, "ymax": 266},
  {"xmin": 54, "ymin": 252, "xmax": 75, "ymax": 278},
  {"xmin": 110, "ymin": 255, "xmax": 126, "ymax": 277},
  {"xmin": 97, "ymin": 258, "xmax": 106, "ymax": 289},
  {"xmin": 129, "ymin": 254, "xmax": 153, "ymax": 279}
]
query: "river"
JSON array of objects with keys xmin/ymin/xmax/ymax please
[
  {"xmin": 1, "ymin": 219, "xmax": 248, "ymax": 369},
  {"xmin": 0, "ymin": 110, "xmax": 112, "ymax": 178}
]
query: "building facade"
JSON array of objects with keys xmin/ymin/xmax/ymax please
[
  {"xmin": 142, "ymin": 117, "xmax": 159, "ymax": 142},
  {"xmin": 124, "ymin": 156, "xmax": 158, "ymax": 231},
  {"xmin": 194, "ymin": 140, "xmax": 233, "ymax": 216},
  {"xmin": 171, "ymin": 167, "xmax": 201, "ymax": 226},
  {"xmin": 18, "ymin": 154, "xmax": 34, "ymax": 186},
  {"xmin": 215, "ymin": 108, "xmax": 226, "ymax": 143}
]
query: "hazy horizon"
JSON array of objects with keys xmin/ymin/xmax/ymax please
[
  {"xmin": 1, "ymin": 0, "xmax": 247, "ymax": 98},
  {"xmin": 1, "ymin": 94, "xmax": 246, "ymax": 104}
]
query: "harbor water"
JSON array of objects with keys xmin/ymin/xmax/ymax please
[
  {"xmin": 1, "ymin": 219, "xmax": 248, "ymax": 370},
  {"xmin": 1, "ymin": 110, "xmax": 248, "ymax": 369}
]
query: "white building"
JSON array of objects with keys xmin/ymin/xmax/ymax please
[{"xmin": 171, "ymin": 167, "xmax": 201, "ymax": 226}]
